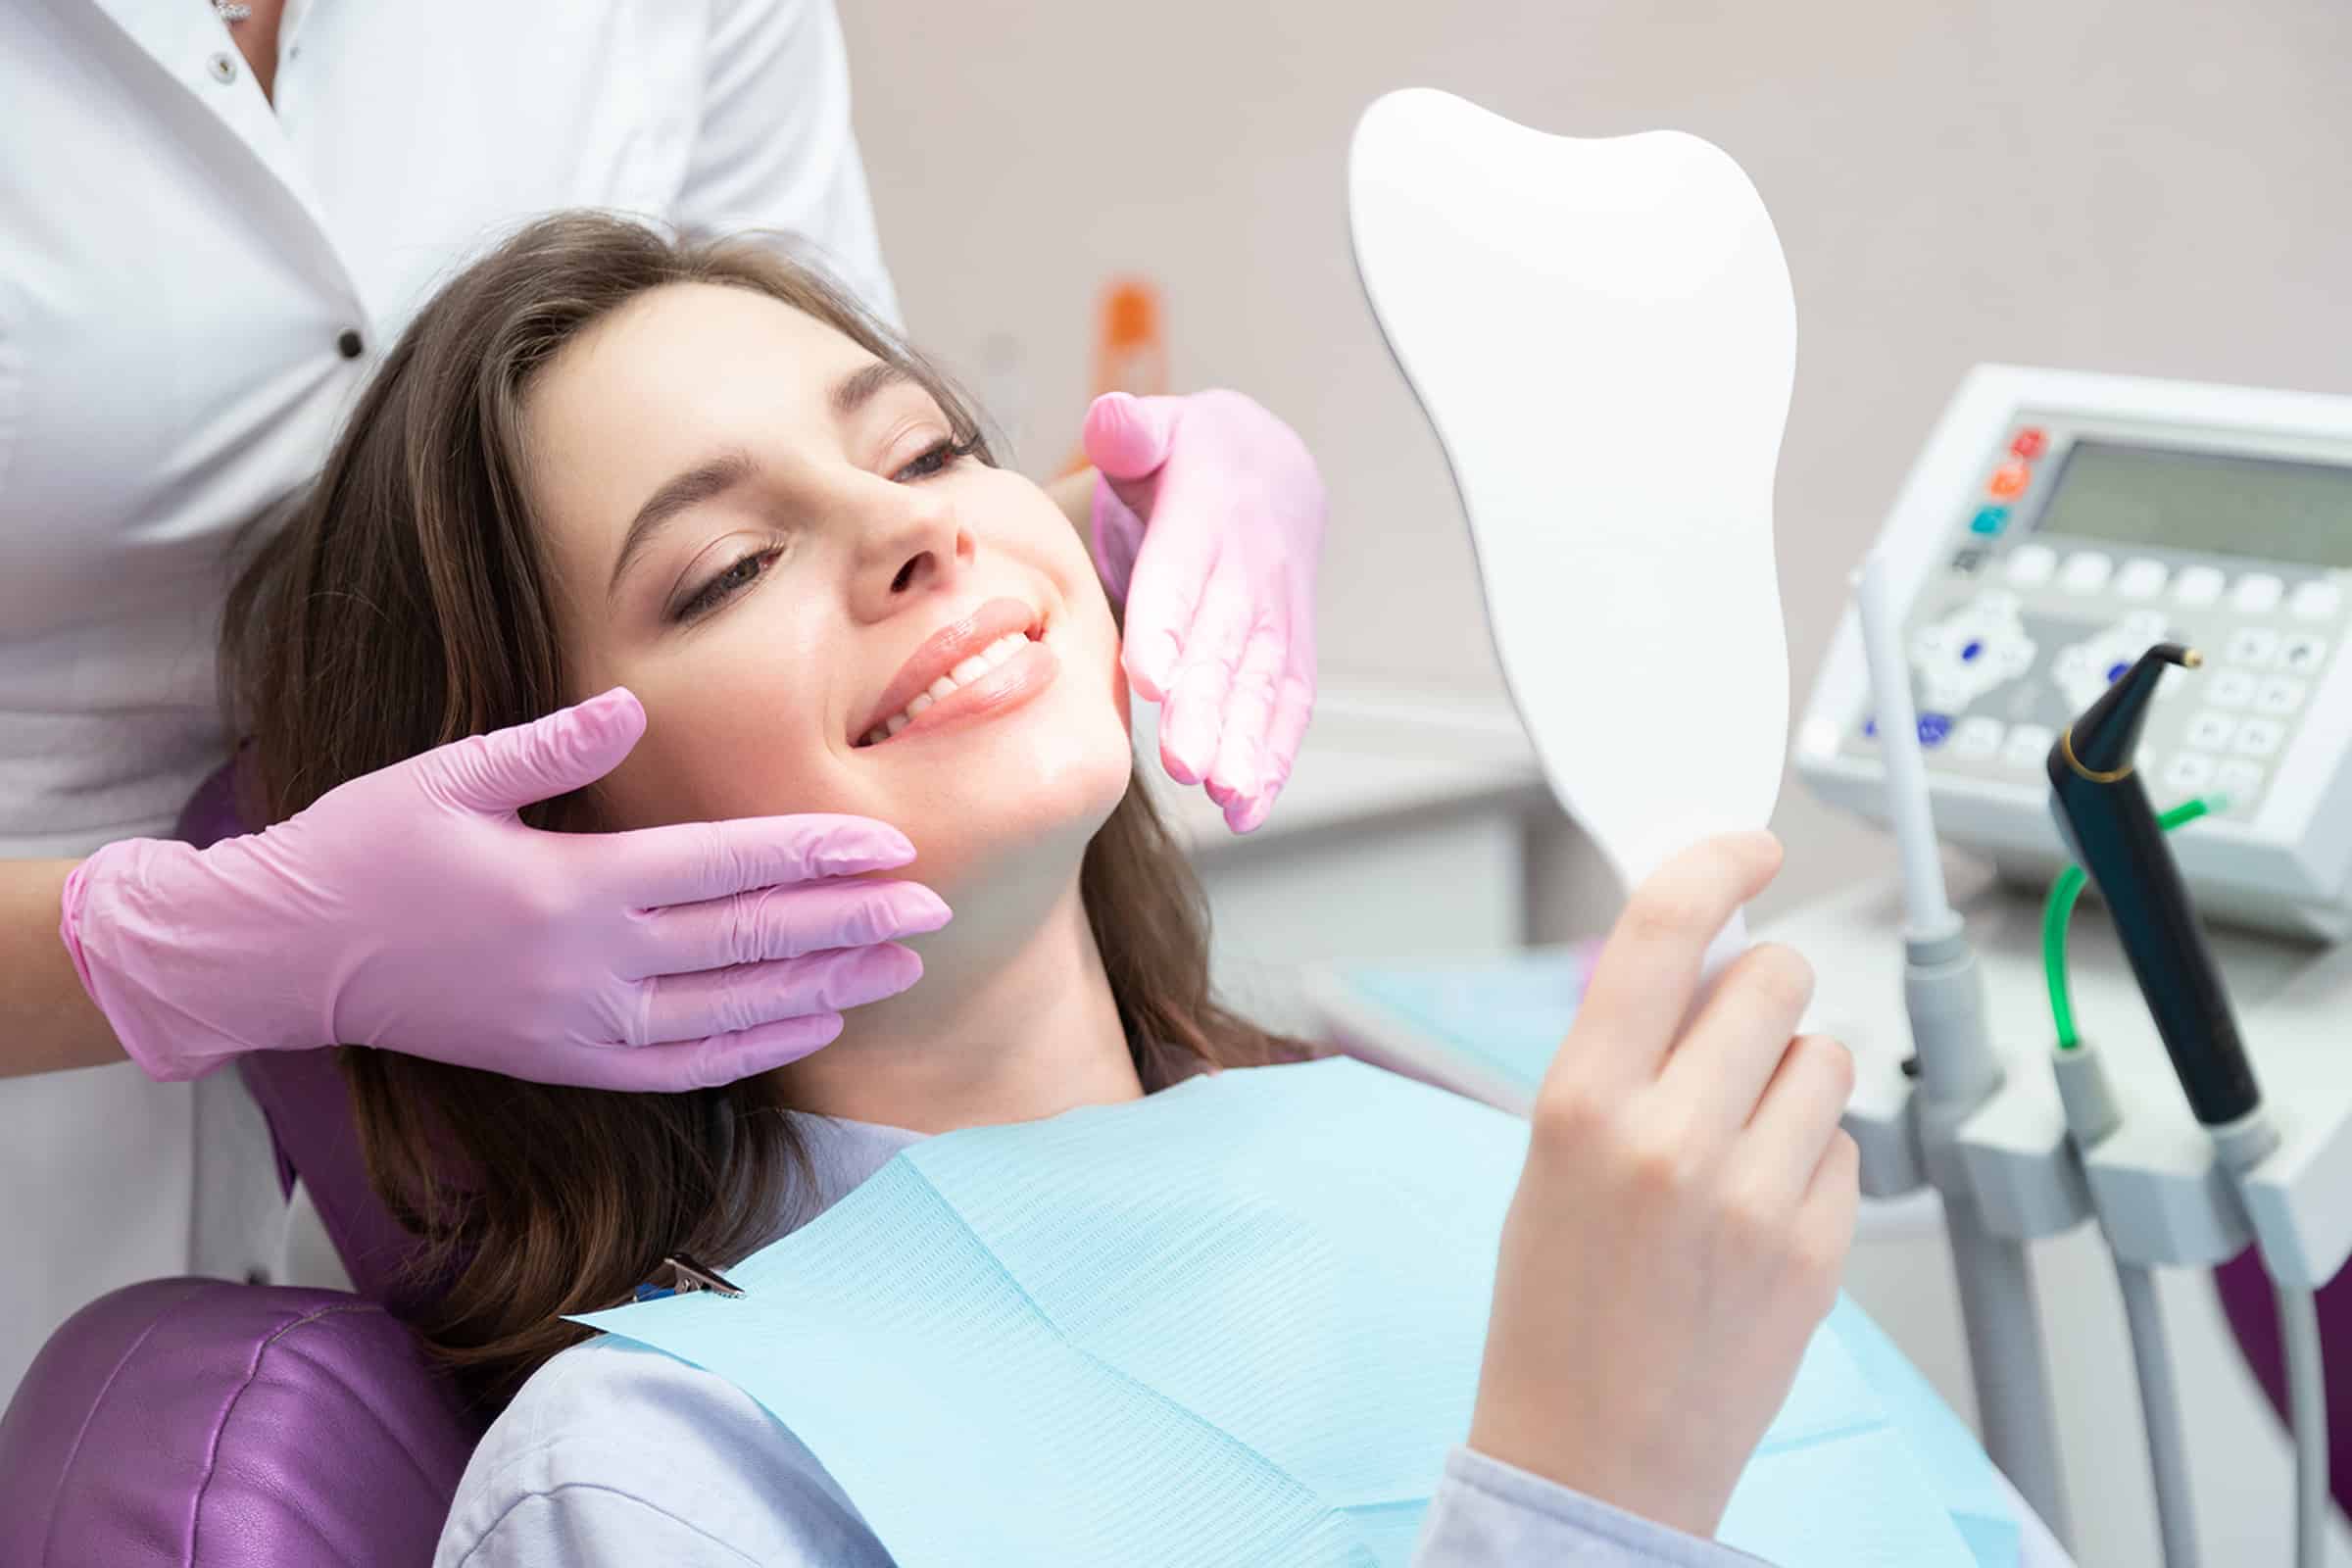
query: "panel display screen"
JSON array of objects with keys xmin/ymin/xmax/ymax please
[{"xmin": 2034, "ymin": 438, "xmax": 2352, "ymax": 569}]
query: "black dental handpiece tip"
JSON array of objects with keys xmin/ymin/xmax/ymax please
[{"xmin": 2058, "ymin": 643, "xmax": 2199, "ymax": 780}]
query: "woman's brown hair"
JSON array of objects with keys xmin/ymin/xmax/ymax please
[{"xmin": 220, "ymin": 213, "xmax": 1306, "ymax": 1408}]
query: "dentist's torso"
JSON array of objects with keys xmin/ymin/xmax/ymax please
[{"xmin": 0, "ymin": 0, "xmax": 896, "ymax": 1398}]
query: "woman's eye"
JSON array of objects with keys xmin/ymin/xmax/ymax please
[
  {"xmin": 894, "ymin": 434, "xmax": 980, "ymax": 483},
  {"xmin": 671, "ymin": 546, "xmax": 780, "ymax": 623}
]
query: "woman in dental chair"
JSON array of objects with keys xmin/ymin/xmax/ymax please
[{"xmin": 223, "ymin": 213, "xmax": 2065, "ymax": 1567}]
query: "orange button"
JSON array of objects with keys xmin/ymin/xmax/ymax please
[
  {"xmin": 2011, "ymin": 427, "xmax": 2047, "ymax": 460},
  {"xmin": 1988, "ymin": 462, "xmax": 2032, "ymax": 499}
]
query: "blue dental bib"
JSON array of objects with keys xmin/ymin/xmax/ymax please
[{"xmin": 577, "ymin": 1058, "xmax": 2017, "ymax": 1566}]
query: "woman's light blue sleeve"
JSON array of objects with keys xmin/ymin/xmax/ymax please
[
  {"xmin": 1412, "ymin": 1447, "xmax": 1774, "ymax": 1567},
  {"xmin": 444, "ymin": 1488, "xmax": 764, "ymax": 1567}
]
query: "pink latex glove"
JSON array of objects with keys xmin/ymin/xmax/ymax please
[
  {"xmin": 1084, "ymin": 388, "xmax": 1324, "ymax": 834},
  {"xmin": 60, "ymin": 689, "xmax": 949, "ymax": 1090}
]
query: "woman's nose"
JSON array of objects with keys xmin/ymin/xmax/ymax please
[{"xmin": 850, "ymin": 482, "xmax": 974, "ymax": 620}]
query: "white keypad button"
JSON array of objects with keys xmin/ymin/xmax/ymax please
[
  {"xmin": 2217, "ymin": 760, "xmax": 2267, "ymax": 802},
  {"xmin": 2116, "ymin": 559, "xmax": 2167, "ymax": 599},
  {"xmin": 2060, "ymin": 553, "xmax": 2113, "ymax": 594},
  {"xmin": 2164, "ymin": 754, "xmax": 2216, "ymax": 793},
  {"xmin": 2210, "ymin": 670, "xmax": 2258, "ymax": 708},
  {"xmin": 2187, "ymin": 710, "xmax": 2236, "ymax": 750},
  {"xmin": 1952, "ymin": 716, "xmax": 2004, "ymax": 759},
  {"xmin": 2232, "ymin": 718, "xmax": 2284, "ymax": 758},
  {"xmin": 2230, "ymin": 573, "xmax": 2284, "ymax": 612},
  {"xmin": 2226, "ymin": 627, "xmax": 2282, "ymax": 666},
  {"xmin": 2255, "ymin": 677, "xmax": 2307, "ymax": 714},
  {"xmin": 2291, "ymin": 580, "xmax": 2342, "ymax": 619},
  {"xmin": 2005, "ymin": 545, "xmax": 2057, "ymax": 586},
  {"xmin": 2001, "ymin": 724, "xmax": 2054, "ymax": 768},
  {"xmin": 2281, "ymin": 635, "xmax": 2328, "ymax": 673},
  {"xmin": 2173, "ymin": 564, "xmax": 2226, "ymax": 606}
]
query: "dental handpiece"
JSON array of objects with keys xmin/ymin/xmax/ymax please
[{"xmin": 2045, "ymin": 643, "xmax": 2261, "ymax": 1129}]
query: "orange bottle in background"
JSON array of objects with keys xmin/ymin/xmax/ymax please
[{"xmin": 1062, "ymin": 277, "xmax": 1167, "ymax": 477}]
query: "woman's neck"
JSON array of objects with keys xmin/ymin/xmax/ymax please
[{"xmin": 764, "ymin": 875, "xmax": 1142, "ymax": 1133}]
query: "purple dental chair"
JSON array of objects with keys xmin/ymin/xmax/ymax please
[
  {"xmin": 0, "ymin": 761, "xmax": 478, "ymax": 1568},
  {"xmin": 7, "ymin": 763, "xmax": 2352, "ymax": 1566}
]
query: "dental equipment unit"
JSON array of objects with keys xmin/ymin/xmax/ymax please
[{"xmin": 1804, "ymin": 366, "xmax": 2352, "ymax": 1568}]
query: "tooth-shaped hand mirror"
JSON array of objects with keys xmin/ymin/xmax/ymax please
[{"xmin": 1348, "ymin": 89, "xmax": 1795, "ymax": 972}]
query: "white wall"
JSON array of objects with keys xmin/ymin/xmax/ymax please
[{"xmin": 839, "ymin": 0, "xmax": 2352, "ymax": 923}]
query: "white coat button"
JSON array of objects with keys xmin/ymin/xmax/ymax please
[{"xmin": 208, "ymin": 53, "xmax": 238, "ymax": 84}]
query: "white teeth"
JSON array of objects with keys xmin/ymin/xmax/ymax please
[{"xmin": 861, "ymin": 628, "xmax": 1036, "ymax": 746}]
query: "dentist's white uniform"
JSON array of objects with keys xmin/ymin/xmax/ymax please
[{"xmin": 0, "ymin": 0, "xmax": 900, "ymax": 1400}]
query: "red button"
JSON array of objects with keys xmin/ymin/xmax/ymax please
[
  {"xmin": 2011, "ymin": 428, "xmax": 2047, "ymax": 460},
  {"xmin": 1988, "ymin": 462, "xmax": 2032, "ymax": 500}
]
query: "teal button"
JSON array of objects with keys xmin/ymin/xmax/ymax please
[{"xmin": 1970, "ymin": 506, "xmax": 2010, "ymax": 535}]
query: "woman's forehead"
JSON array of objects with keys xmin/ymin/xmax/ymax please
[
  {"xmin": 554, "ymin": 282, "xmax": 868, "ymax": 405},
  {"xmin": 526, "ymin": 284, "xmax": 886, "ymax": 488}
]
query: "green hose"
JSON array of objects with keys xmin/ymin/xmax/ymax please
[{"xmin": 2042, "ymin": 795, "xmax": 2225, "ymax": 1051}]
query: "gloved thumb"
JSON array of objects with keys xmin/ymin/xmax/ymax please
[
  {"xmin": 428, "ymin": 687, "xmax": 648, "ymax": 813},
  {"xmin": 1082, "ymin": 392, "xmax": 1178, "ymax": 485}
]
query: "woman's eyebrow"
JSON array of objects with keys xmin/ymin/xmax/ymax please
[
  {"xmin": 609, "ymin": 448, "xmax": 758, "ymax": 603},
  {"xmin": 831, "ymin": 360, "xmax": 918, "ymax": 419}
]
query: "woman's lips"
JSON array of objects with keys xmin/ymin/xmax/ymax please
[
  {"xmin": 853, "ymin": 596, "xmax": 1040, "ymax": 744},
  {"xmin": 858, "ymin": 630, "xmax": 1060, "ymax": 750}
]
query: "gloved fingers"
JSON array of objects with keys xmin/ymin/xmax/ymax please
[
  {"xmin": 1081, "ymin": 391, "xmax": 1178, "ymax": 495},
  {"xmin": 640, "ymin": 877, "xmax": 951, "ymax": 974},
  {"xmin": 1224, "ymin": 667, "xmax": 1314, "ymax": 834},
  {"xmin": 605, "ymin": 813, "xmax": 916, "ymax": 906},
  {"xmin": 562, "ymin": 1013, "xmax": 848, "ymax": 1092},
  {"xmin": 422, "ymin": 687, "xmax": 647, "ymax": 813},
  {"xmin": 1116, "ymin": 495, "xmax": 1214, "ymax": 703},
  {"xmin": 1087, "ymin": 477, "xmax": 1149, "ymax": 608},
  {"xmin": 1201, "ymin": 617, "xmax": 1287, "ymax": 808},
  {"xmin": 631, "ymin": 944, "xmax": 924, "ymax": 1048},
  {"xmin": 1155, "ymin": 572, "xmax": 1257, "ymax": 786}
]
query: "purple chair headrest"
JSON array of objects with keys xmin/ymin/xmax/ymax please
[
  {"xmin": 0, "ymin": 1278, "xmax": 476, "ymax": 1567},
  {"xmin": 174, "ymin": 758, "xmax": 434, "ymax": 1310}
]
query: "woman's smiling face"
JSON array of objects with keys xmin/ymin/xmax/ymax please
[{"xmin": 526, "ymin": 280, "xmax": 1135, "ymax": 895}]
